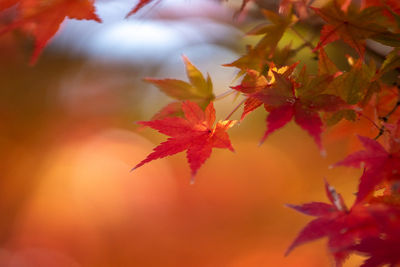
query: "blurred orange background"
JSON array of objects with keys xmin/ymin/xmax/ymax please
[{"xmin": 0, "ymin": 0, "xmax": 378, "ymax": 266}]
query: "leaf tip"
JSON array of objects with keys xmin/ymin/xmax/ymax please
[
  {"xmin": 181, "ymin": 54, "xmax": 189, "ymax": 61},
  {"xmin": 285, "ymin": 203, "xmax": 296, "ymax": 210},
  {"xmin": 284, "ymin": 245, "xmax": 294, "ymax": 257},
  {"xmin": 258, "ymin": 134, "xmax": 268, "ymax": 147},
  {"xmin": 135, "ymin": 120, "xmax": 146, "ymax": 126},
  {"xmin": 190, "ymin": 174, "xmax": 196, "ymax": 185}
]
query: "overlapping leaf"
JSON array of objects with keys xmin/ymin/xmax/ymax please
[
  {"xmin": 350, "ymin": 207, "xmax": 400, "ymax": 267},
  {"xmin": 224, "ymin": 10, "xmax": 295, "ymax": 76},
  {"xmin": 312, "ymin": 1, "xmax": 400, "ymax": 57},
  {"xmin": 353, "ymin": 234, "xmax": 400, "ymax": 267},
  {"xmin": 318, "ymin": 48, "xmax": 340, "ymax": 76},
  {"xmin": 334, "ymin": 136, "xmax": 400, "ymax": 202},
  {"xmin": 287, "ymin": 181, "xmax": 394, "ymax": 266},
  {"xmin": 362, "ymin": 0, "xmax": 400, "ymax": 25},
  {"xmin": 232, "ymin": 64, "xmax": 346, "ymax": 151},
  {"xmin": 145, "ymin": 56, "xmax": 215, "ymax": 120},
  {"xmin": 0, "ymin": 0, "xmax": 101, "ymax": 64},
  {"xmin": 248, "ymin": 10, "xmax": 296, "ymax": 56},
  {"xmin": 326, "ymin": 58, "xmax": 379, "ymax": 106}
]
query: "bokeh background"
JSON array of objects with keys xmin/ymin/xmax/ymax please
[{"xmin": 0, "ymin": 0, "xmax": 380, "ymax": 266}]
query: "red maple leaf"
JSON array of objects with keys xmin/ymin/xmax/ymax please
[
  {"xmin": 133, "ymin": 101, "xmax": 236, "ymax": 180},
  {"xmin": 232, "ymin": 64, "xmax": 345, "ymax": 151},
  {"xmin": 0, "ymin": 0, "xmax": 101, "ymax": 64},
  {"xmin": 350, "ymin": 208, "xmax": 400, "ymax": 267},
  {"xmin": 287, "ymin": 180, "xmax": 392, "ymax": 266},
  {"xmin": 353, "ymin": 233, "xmax": 400, "ymax": 267},
  {"xmin": 311, "ymin": 1, "xmax": 400, "ymax": 57},
  {"xmin": 334, "ymin": 136, "xmax": 400, "ymax": 203}
]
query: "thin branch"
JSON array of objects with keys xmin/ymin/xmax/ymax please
[
  {"xmin": 374, "ymin": 126, "xmax": 385, "ymax": 140},
  {"xmin": 357, "ymin": 112, "xmax": 381, "ymax": 131},
  {"xmin": 356, "ymin": 111, "xmax": 386, "ymax": 140},
  {"xmin": 380, "ymin": 100, "xmax": 400, "ymax": 122}
]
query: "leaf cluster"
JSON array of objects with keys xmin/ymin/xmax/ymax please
[{"xmin": 2, "ymin": 0, "xmax": 400, "ymax": 266}]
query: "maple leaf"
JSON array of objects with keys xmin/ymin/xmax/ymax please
[
  {"xmin": 233, "ymin": 64, "xmax": 346, "ymax": 151},
  {"xmin": 133, "ymin": 101, "xmax": 235, "ymax": 180},
  {"xmin": 223, "ymin": 45, "xmax": 269, "ymax": 78},
  {"xmin": 350, "ymin": 208, "xmax": 400, "ymax": 267},
  {"xmin": 353, "ymin": 234, "xmax": 400, "ymax": 267},
  {"xmin": 312, "ymin": 1, "xmax": 400, "ymax": 57},
  {"xmin": 326, "ymin": 58, "xmax": 378, "ymax": 105},
  {"xmin": 324, "ymin": 88, "xmax": 397, "ymax": 151},
  {"xmin": 145, "ymin": 55, "xmax": 215, "ymax": 120},
  {"xmin": 231, "ymin": 64, "xmax": 296, "ymax": 120},
  {"xmin": 224, "ymin": 10, "xmax": 295, "ymax": 77},
  {"xmin": 334, "ymin": 136, "xmax": 400, "ymax": 202},
  {"xmin": 286, "ymin": 180, "xmax": 392, "ymax": 266},
  {"xmin": 318, "ymin": 48, "xmax": 340, "ymax": 76},
  {"xmin": 0, "ymin": 0, "xmax": 101, "ymax": 64},
  {"xmin": 325, "ymin": 109, "xmax": 357, "ymax": 127},
  {"xmin": 247, "ymin": 9, "xmax": 296, "ymax": 55}
]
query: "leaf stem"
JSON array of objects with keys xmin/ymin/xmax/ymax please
[
  {"xmin": 225, "ymin": 98, "xmax": 246, "ymax": 120},
  {"xmin": 214, "ymin": 90, "xmax": 235, "ymax": 101}
]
